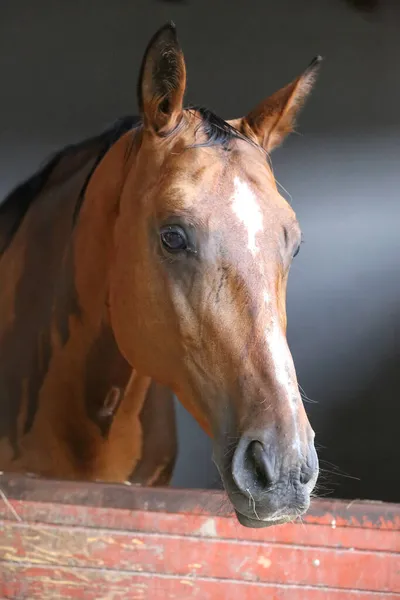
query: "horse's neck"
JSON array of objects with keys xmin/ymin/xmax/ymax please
[
  {"xmin": 67, "ymin": 131, "xmax": 138, "ymax": 401},
  {"xmin": 0, "ymin": 133, "xmax": 149, "ymax": 478}
]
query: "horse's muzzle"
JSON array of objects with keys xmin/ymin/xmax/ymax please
[{"xmin": 215, "ymin": 433, "xmax": 319, "ymax": 528}]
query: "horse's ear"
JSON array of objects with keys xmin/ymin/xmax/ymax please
[
  {"xmin": 242, "ymin": 56, "xmax": 322, "ymax": 152},
  {"xmin": 138, "ymin": 22, "xmax": 186, "ymax": 134}
]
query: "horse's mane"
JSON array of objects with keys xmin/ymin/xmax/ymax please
[
  {"xmin": 190, "ymin": 106, "xmax": 255, "ymax": 149},
  {"xmin": 0, "ymin": 108, "xmax": 255, "ymax": 256},
  {"xmin": 0, "ymin": 116, "xmax": 140, "ymax": 255}
]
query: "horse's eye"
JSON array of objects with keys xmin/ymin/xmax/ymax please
[
  {"xmin": 160, "ymin": 226, "xmax": 188, "ymax": 253},
  {"xmin": 293, "ymin": 245, "xmax": 300, "ymax": 258}
]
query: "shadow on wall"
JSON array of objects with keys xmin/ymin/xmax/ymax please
[
  {"xmin": 317, "ymin": 341, "xmax": 400, "ymax": 503},
  {"xmin": 171, "ymin": 399, "xmax": 222, "ymax": 490}
]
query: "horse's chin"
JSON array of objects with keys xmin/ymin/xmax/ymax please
[{"xmin": 235, "ymin": 510, "xmax": 292, "ymax": 529}]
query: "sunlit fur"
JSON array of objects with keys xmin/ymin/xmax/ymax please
[{"xmin": 0, "ymin": 23, "xmax": 321, "ymax": 528}]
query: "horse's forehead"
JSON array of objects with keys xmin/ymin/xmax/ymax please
[
  {"xmin": 229, "ymin": 176, "xmax": 265, "ymax": 256},
  {"xmin": 162, "ymin": 148, "xmax": 292, "ymax": 221}
]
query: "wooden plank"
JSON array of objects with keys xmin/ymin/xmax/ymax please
[
  {"xmin": 0, "ymin": 474, "xmax": 399, "ymax": 597},
  {"xmin": 1, "ymin": 500, "xmax": 398, "ymax": 553},
  {"xmin": 1, "ymin": 473, "xmax": 400, "ymax": 530},
  {"xmin": 1, "ymin": 564, "xmax": 398, "ymax": 600},
  {"xmin": 1, "ymin": 521, "xmax": 399, "ymax": 592}
]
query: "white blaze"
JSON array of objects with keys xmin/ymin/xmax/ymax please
[
  {"xmin": 265, "ymin": 318, "xmax": 301, "ymax": 453},
  {"xmin": 231, "ymin": 177, "xmax": 263, "ymax": 256},
  {"xmin": 266, "ymin": 319, "xmax": 297, "ymax": 400}
]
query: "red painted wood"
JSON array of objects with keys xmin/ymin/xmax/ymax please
[
  {"xmin": 1, "ymin": 500, "xmax": 398, "ymax": 554},
  {"xmin": 1, "ymin": 521, "xmax": 398, "ymax": 592},
  {"xmin": 1, "ymin": 473, "xmax": 399, "ymax": 530},
  {"xmin": 2, "ymin": 565, "xmax": 399, "ymax": 600},
  {"xmin": 0, "ymin": 474, "xmax": 399, "ymax": 598}
]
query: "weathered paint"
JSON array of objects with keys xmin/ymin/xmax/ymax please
[
  {"xmin": 1, "ymin": 520, "xmax": 398, "ymax": 591},
  {"xmin": 0, "ymin": 475, "xmax": 399, "ymax": 599},
  {"xmin": 3, "ymin": 565, "xmax": 399, "ymax": 600}
]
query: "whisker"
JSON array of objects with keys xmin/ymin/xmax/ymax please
[
  {"xmin": 246, "ymin": 487, "xmax": 260, "ymax": 521},
  {"xmin": 318, "ymin": 461, "xmax": 361, "ymax": 481},
  {"xmin": 275, "ymin": 179, "xmax": 293, "ymax": 205},
  {"xmin": 294, "ymin": 510, "xmax": 307, "ymax": 530},
  {"xmin": 298, "ymin": 383, "xmax": 318, "ymax": 404}
]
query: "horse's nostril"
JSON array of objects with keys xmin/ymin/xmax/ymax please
[
  {"xmin": 299, "ymin": 467, "xmax": 313, "ymax": 485},
  {"xmin": 300, "ymin": 457, "xmax": 318, "ymax": 486},
  {"xmin": 299, "ymin": 446, "xmax": 319, "ymax": 485},
  {"xmin": 246, "ymin": 441, "xmax": 275, "ymax": 489},
  {"xmin": 232, "ymin": 438, "xmax": 276, "ymax": 497}
]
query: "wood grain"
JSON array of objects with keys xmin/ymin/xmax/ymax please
[{"xmin": 0, "ymin": 474, "xmax": 399, "ymax": 599}]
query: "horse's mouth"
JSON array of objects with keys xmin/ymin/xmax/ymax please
[{"xmin": 235, "ymin": 510, "xmax": 293, "ymax": 529}]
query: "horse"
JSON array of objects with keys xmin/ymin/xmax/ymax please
[{"xmin": 0, "ymin": 22, "xmax": 321, "ymax": 528}]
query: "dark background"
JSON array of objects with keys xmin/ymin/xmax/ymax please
[{"xmin": 1, "ymin": 0, "xmax": 399, "ymax": 502}]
